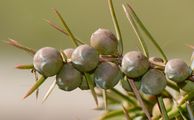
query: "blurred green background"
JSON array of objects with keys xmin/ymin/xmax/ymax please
[{"xmin": 1, "ymin": 0, "xmax": 194, "ymax": 120}]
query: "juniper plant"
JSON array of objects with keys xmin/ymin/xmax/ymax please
[{"xmin": 7, "ymin": 1, "xmax": 194, "ymax": 120}]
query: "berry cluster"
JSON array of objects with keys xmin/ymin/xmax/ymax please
[
  {"xmin": 8, "ymin": 2, "xmax": 194, "ymax": 119},
  {"xmin": 33, "ymin": 28, "xmax": 122, "ymax": 91},
  {"xmin": 33, "ymin": 28, "xmax": 193, "ymax": 96}
]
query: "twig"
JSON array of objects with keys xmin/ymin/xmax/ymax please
[{"xmin": 127, "ymin": 78, "xmax": 151, "ymax": 120}]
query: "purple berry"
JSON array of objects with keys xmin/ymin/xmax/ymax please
[
  {"xmin": 71, "ymin": 44, "xmax": 99, "ymax": 72},
  {"xmin": 56, "ymin": 63, "xmax": 82, "ymax": 91},
  {"xmin": 141, "ymin": 69, "xmax": 167, "ymax": 95},
  {"xmin": 94, "ymin": 62, "xmax": 122, "ymax": 89},
  {"xmin": 121, "ymin": 51, "xmax": 149, "ymax": 78},
  {"xmin": 165, "ymin": 58, "xmax": 192, "ymax": 82},
  {"xmin": 33, "ymin": 47, "xmax": 63, "ymax": 77},
  {"xmin": 90, "ymin": 28, "xmax": 118, "ymax": 55}
]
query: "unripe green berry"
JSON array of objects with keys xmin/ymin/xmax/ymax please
[
  {"xmin": 165, "ymin": 58, "xmax": 192, "ymax": 83},
  {"xmin": 33, "ymin": 47, "xmax": 63, "ymax": 77},
  {"xmin": 141, "ymin": 69, "xmax": 167, "ymax": 95},
  {"xmin": 121, "ymin": 51, "xmax": 149, "ymax": 78},
  {"xmin": 90, "ymin": 28, "xmax": 118, "ymax": 55},
  {"xmin": 94, "ymin": 62, "xmax": 122, "ymax": 89},
  {"xmin": 56, "ymin": 63, "xmax": 82, "ymax": 91},
  {"xmin": 71, "ymin": 44, "xmax": 99, "ymax": 72},
  {"xmin": 63, "ymin": 48, "xmax": 74, "ymax": 59}
]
